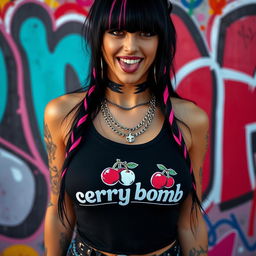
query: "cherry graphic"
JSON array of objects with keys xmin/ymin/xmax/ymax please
[
  {"xmin": 101, "ymin": 159, "xmax": 138, "ymax": 186},
  {"xmin": 150, "ymin": 172, "xmax": 167, "ymax": 189},
  {"xmin": 101, "ymin": 168, "xmax": 120, "ymax": 186},
  {"xmin": 117, "ymin": 168, "xmax": 126, "ymax": 173},
  {"xmin": 165, "ymin": 177, "xmax": 175, "ymax": 188},
  {"xmin": 150, "ymin": 164, "xmax": 177, "ymax": 189},
  {"xmin": 120, "ymin": 169, "xmax": 135, "ymax": 186}
]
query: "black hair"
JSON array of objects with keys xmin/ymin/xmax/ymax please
[{"xmin": 58, "ymin": 0, "xmax": 203, "ymax": 232}]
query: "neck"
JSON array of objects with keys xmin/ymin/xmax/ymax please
[{"xmin": 105, "ymin": 80, "xmax": 152, "ymax": 107}]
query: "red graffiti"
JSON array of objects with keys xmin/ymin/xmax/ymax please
[
  {"xmin": 54, "ymin": 3, "xmax": 88, "ymax": 19},
  {"xmin": 75, "ymin": 0, "xmax": 94, "ymax": 7},
  {"xmin": 209, "ymin": 0, "xmax": 227, "ymax": 15},
  {"xmin": 209, "ymin": 233, "xmax": 236, "ymax": 256}
]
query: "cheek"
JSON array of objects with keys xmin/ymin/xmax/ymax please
[
  {"xmin": 145, "ymin": 40, "xmax": 158, "ymax": 61},
  {"xmin": 102, "ymin": 39, "xmax": 119, "ymax": 61}
]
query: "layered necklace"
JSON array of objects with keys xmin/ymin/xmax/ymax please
[{"xmin": 101, "ymin": 96, "xmax": 156, "ymax": 143}]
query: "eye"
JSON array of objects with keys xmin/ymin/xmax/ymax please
[
  {"xmin": 108, "ymin": 30, "xmax": 125, "ymax": 36},
  {"xmin": 140, "ymin": 31, "xmax": 156, "ymax": 37}
]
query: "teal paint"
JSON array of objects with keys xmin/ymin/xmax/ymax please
[
  {"xmin": 0, "ymin": 49, "xmax": 8, "ymax": 122},
  {"xmin": 20, "ymin": 18, "xmax": 90, "ymax": 141}
]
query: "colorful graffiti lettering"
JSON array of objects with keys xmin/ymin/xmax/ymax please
[{"xmin": 0, "ymin": 0, "xmax": 255, "ymax": 255}]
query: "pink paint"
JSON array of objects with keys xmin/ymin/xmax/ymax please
[
  {"xmin": 77, "ymin": 114, "xmax": 88, "ymax": 127},
  {"xmin": 197, "ymin": 13, "xmax": 205, "ymax": 23},
  {"xmin": 68, "ymin": 136, "xmax": 82, "ymax": 152},
  {"xmin": 0, "ymin": 137, "xmax": 43, "ymax": 174},
  {"xmin": 0, "ymin": 4, "xmax": 62, "ymax": 244},
  {"xmin": 1, "ymin": 0, "xmax": 57, "ymax": 176},
  {"xmin": 0, "ymin": 26, "xmax": 48, "ymax": 175}
]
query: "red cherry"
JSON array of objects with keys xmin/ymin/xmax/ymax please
[
  {"xmin": 150, "ymin": 172, "xmax": 167, "ymax": 189},
  {"xmin": 117, "ymin": 168, "xmax": 126, "ymax": 173},
  {"xmin": 101, "ymin": 168, "xmax": 120, "ymax": 185},
  {"xmin": 165, "ymin": 177, "xmax": 175, "ymax": 188}
]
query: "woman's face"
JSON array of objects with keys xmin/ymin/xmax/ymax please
[{"xmin": 102, "ymin": 30, "xmax": 159, "ymax": 86}]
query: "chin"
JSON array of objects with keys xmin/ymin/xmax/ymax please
[{"xmin": 116, "ymin": 74, "xmax": 146, "ymax": 86}]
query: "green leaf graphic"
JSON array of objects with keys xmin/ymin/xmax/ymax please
[
  {"xmin": 127, "ymin": 162, "xmax": 139, "ymax": 169},
  {"xmin": 157, "ymin": 164, "xmax": 167, "ymax": 171},
  {"xmin": 168, "ymin": 169, "xmax": 177, "ymax": 175}
]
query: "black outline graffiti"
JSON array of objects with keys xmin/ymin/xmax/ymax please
[
  {"xmin": 173, "ymin": 4, "xmax": 217, "ymax": 202},
  {"xmin": 217, "ymin": 3, "xmax": 256, "ymax": 210}
]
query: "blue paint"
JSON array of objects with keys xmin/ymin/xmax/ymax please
[
  {"xmin": 181, "ymin": 0, "xmax": 203, "ymax": 9},
  {"xmin": 20, "ymin": 18, "xmax": 90, "ymax": 141},
  {"xmin": 0, "ymin": 48, "xmax": 8, "ymax": 122},
  {"xmin": 204, "ymin": 214, "xmax": 256, "ymax": 252}
]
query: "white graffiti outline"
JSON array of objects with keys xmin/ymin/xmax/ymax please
[
  {"xmin": 173, "ymin": 0, "xmax": 256, "ymax": 209},
  {"xmin": 246, "ymin": 123, "xmax": 256, "ymax": 190}
]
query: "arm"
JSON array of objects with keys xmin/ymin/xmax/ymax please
[
  {"xmin": 177, "ymin": 105, "xmax": 209, "ymax": 256},
  {"xmin": 43, "ymin": 98, "xmax": 76, "ymax": 256}
]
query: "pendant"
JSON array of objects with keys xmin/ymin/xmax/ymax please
[{"xmin": 126, "ymin": 133, "xmax": 135, "ymax": 143}]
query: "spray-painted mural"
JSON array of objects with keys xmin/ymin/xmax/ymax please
[{"xmin": 0, "ymin": 0, "xmax": 255, "ymax": 255}]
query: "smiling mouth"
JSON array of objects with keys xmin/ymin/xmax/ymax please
[{"xmin": 117, "ymin": 57, "xmax": 144, "ymax": 73}]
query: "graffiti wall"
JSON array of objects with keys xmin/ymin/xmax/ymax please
[{"xmin": 0, "ymin": 0, "xmax": 255, "ymax": 255}]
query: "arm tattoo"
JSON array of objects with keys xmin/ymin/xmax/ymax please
[
  {"xmin": 59, "ymin": 232, "xmax": 70, "ymax": 256},
  {"xmin": 44, "ymin": 123, "xmax": 60, "ymax": 194},
  {"xmin": 44, "ymin": 123, "xmax": 57, "ymax": 164},
  {"xmin": 49, "ymin": 165, "xmax": 60, "ymax": 194},
  {"xmin": 189, "ymin": 246, "xmax": 208, "ymax": 256}
]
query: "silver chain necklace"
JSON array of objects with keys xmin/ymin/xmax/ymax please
[{"xmin": 101, "ymin": 96, "xmax": 156, "ymax": 143}]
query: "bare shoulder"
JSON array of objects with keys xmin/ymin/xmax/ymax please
[
  {"xmin": 44, "ymin": 92, "xmax": 86, "ymax": 140},
  {"xmin": 171, "ymin": 97, "xmax": 209, "ymax": 147}
]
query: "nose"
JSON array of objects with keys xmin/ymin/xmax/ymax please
[{"xmin": 123, "ymin": 33, "xmax": 138, "ymax": 53}]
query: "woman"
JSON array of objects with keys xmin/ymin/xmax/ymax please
[{"xmin": 43, "ymin": 0, "xmax": 209, "ymax": 255}]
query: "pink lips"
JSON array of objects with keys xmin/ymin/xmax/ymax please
[{"xmin": 117, "ymin": 56, "xmax": 143, "ymax": 73}]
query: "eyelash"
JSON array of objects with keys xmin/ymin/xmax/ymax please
[{"xmin": 108, "ymin": 30, "xmax": 155, "ymax": 37}]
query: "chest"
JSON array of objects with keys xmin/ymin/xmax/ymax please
[{"xmin": 65, "ymin": 123, "xmax": 192, "ymax": 207}]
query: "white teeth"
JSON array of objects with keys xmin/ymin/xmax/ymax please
[{"xmin": 120, "ymin": 58, "xmax": 141, "ymax": 64}]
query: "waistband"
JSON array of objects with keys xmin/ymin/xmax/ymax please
[{"xmin": 67, "ymin": 235, "xmax": 181, "ymax": 256}]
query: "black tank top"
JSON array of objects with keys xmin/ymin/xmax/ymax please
[{"xmin": 65, "ymin": 120, "xmax": 192, "ymax": 254}]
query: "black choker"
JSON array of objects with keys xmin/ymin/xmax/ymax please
[{"xmin": 107, "ymin": 80, "xmax": 150, "ymax": 94}]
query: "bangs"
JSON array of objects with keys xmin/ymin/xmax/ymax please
[{"xmin": 100, "ymin": 0, "xmax": 165, "ymax": 34}]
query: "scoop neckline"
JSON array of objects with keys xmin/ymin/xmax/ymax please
[{"xmin": 90, "ymin": 120, "xmax": 168, "ymax": 150}]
